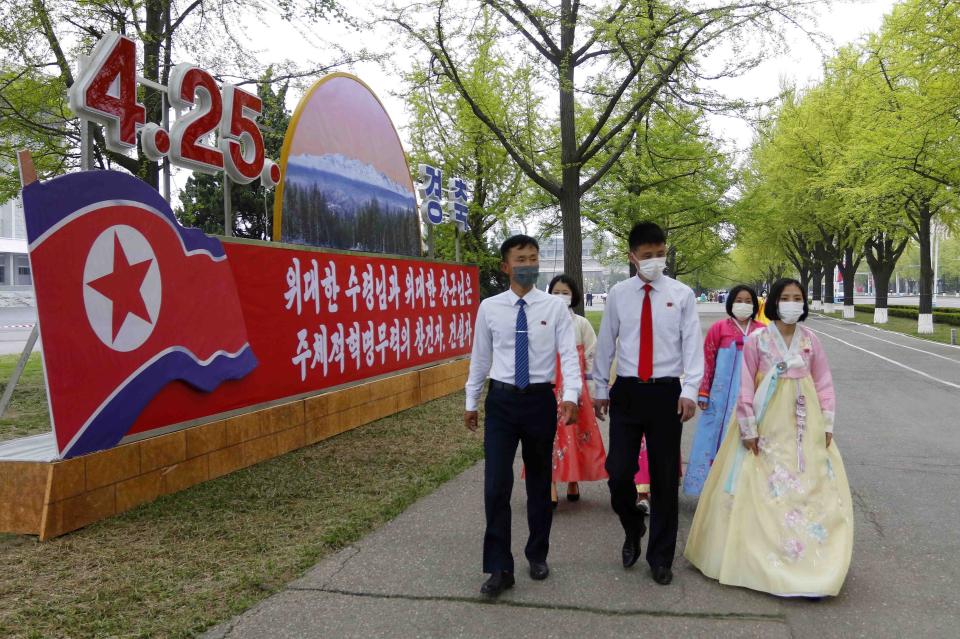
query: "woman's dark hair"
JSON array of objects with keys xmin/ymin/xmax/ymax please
[
  {"xmin": 500, "ymin": 234, "xmax": 539, "ymax": 261},
  {"xmin": 725, "ymin": 284, "xmax": 759, "ymax": 319},
  {"xmin": 765, "ymin": 278, "xmax": 809, "ymax": 322},
  {"xmin": 548, "ymin": 274, "xmax": 582, "ymax": 308},
  {"xmin": 628, "ymin": 221, "xmax": 667, "ymax": 250}
]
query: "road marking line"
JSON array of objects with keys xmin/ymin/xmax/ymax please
[
  {"xmin": 812, "ymin": 317, "xmax": 960, "ymax": 365},
  {"xmin": 808, "ymin": 326, "xmax": 960, "ymax": 391},
  {"xmin": 814, "ymin": 313, "xmax": 960, "ymax": 351}
]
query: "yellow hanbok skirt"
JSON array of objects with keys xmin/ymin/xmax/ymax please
[{"xmin": 684, "ymin": 375, "xmax": 853, "ymax": 597}]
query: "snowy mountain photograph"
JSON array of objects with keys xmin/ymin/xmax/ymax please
[{"xmin": 281, "ymin": 152, "xmax": 420, "ymax": 255}]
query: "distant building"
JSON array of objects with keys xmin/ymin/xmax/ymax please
[
  {"xmin": 0, "ymin": 196, "xmax": 31, "ymax": 289},
  {"xmin": 536, "ymin": 234, "xmax": 628, "ymax": 294}
]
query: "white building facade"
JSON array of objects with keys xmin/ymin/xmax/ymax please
[
  {"xmin": 0, "ymin": 197, "xmax": 32, "ymax": 289},
  {"xmin": 536, "ymin": 235, "xmax": 628, "ymax": 294}
]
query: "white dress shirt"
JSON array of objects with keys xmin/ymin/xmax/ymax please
[
  {"xmin": 465, "ymin": 287, "xmax": 581, "ymax": 412},
  {"xmin": 592, "ymin": 274, "xmax": 704, "ymax": 402}
]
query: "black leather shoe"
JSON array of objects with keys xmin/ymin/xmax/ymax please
[
  {"xmin": 622, "ymin": 529, "xmax": 641, "ymax": 568},
  {"xmin": 480, "ymin": 571, "xmax": 515, "ymax": 597},
  {"xmin": 529, "ymin": 561, "xmax": 549, "ymax": 581},
  {"xmin": 652, "ymin": 565, "xmax": 673, "ymax": 585}
]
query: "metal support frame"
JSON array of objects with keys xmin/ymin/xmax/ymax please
[{"xmin": 2, "ymin": 151, "xmax": 41, "ymax": 418}]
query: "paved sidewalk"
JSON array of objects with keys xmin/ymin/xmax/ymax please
[
  {"xmin": 203, "ymin": 457, "xmax": 791, "ymax": 639},
  {"xmin": 202, "ymin": 313, "xmax": 959, "ymax": 639}
]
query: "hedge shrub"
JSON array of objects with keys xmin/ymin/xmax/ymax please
[{"xmin": 850, "ymin": 304, "xmax": 960, "ymax": 326}]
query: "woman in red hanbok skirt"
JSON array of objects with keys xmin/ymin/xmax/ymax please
[{"xmin": 547, "ymin": 276, "xmax": 607, "ymax": 506}]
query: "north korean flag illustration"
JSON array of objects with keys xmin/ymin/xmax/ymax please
[{"xmin": 22, "ymin": 170, "xmax": 258, "ymax": 459}]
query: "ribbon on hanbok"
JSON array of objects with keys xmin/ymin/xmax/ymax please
[{"xmin": 724, "ymin": 349, "xmax": 805, "ymax": 494}]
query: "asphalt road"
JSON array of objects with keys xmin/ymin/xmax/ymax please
[
  {"xmin": 202, "ymin": 310, "xmax": 960, "ymax": 639},
  {"xmin": 0, "ymin": 307, "xmax": 38, "ymax": 356}
]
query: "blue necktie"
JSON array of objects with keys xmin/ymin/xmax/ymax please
[{"xmin": 515, "ymin": 298, "xmax": 529, "ymax": 388}]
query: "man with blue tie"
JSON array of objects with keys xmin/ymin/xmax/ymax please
[
  {"xmin": 592, "ymin": 222, "xmax": 704, "ymax": 586},
  {"xmin": 465, "ymin": 234, "xmax": 581, "ymax": 598}
]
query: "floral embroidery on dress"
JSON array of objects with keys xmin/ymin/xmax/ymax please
[
  {"xmin": 783, "ymin": 538, "xmax": 805, "ymax": 561},
  {"xmin": 807, "ymin": 522, "xmax": 828, "ymax": 543},
  {"xmin": 768, "ymin": 464, "xmax": 802, "ymax": 498},
  {"xmin": 826, "ymin": 457, "xmax": 836, "ymax": 481},
  {"xmin": 784, "ymin": 508, "xmax": 805, "ymax": 529}
]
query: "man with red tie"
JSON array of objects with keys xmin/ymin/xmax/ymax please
[{"xmin": 592, "ymin": 221, "xmax": 704, "ymax": 586}]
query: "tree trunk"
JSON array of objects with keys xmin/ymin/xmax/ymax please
[
  {"xmin": 815, "ymin": 235, "xmax": 839, "ymax": 313},
  {"xmin": 140, "ymin": 0, "xmax": 166, "ymax": 189},
  {"xmin": 823, "ymin": 264, "xmax": 835, "ymax": 310},
  {"xmin": 558, "ymin": 0, "xmax": 584, "ymax": 314},
  {"xmin": 916, "ymin": 199, "xmax": 934, "ymax": 333},
  {"xmin": 864, "ymin": 233, "xmax": 907, "ymax": 324},
  {"xmin": 838, "ymin": 246, "xmax": 861, "ymax": 318},
  {"xmin": 799, "ymin": 265, "xmax": 811, "ymax": 299},
  {"xmin": 811, "ymin": 260, "xmax": 823, "ymax": 310}
]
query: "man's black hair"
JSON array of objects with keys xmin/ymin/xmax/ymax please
[
  {"xmin": 628, "ymin": 221, "xmax": 667, "ymax": 251},
  {"xmin": 500, "ymin": 234, "xmax": 539, "ymax": 261},
  {"xmin": 765, "ymin": 278, "xmax": 809, "ymax": 322},
  {"xmin": 725, "ymin": 284, "xmax": 760, "ymax": 319}
]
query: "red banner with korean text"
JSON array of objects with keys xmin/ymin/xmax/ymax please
[{"xmin": 126, "ymin": 242, "xmax": 477, "ymax": 436}]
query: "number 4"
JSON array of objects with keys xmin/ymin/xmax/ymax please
[{"xmin": 67, "ymin": 32, "xmax": 146, "ymax": 151}]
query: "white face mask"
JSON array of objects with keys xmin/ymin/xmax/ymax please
[
  {"xmin": 554, "ymin": 293, "xmax": 573, "ymax": 307},
  {"xmin": 731, "ymin": 302, "xmax": 754, "ymax": 321},
  {"xmin": 634, "ymin": 257, "xmax": 666, "ymax": 281},
  {"xmin": 778, "ymin": 301, "xmax": 805, "ymax": 324}
]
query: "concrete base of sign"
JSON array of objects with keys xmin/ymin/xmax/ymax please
[{"xmin": 0, "ymin": 357, "xmax": 469, "ymax": 540}]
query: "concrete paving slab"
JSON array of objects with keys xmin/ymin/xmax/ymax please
[{"xmin": 204, "ymin": 590, "xmax": 791, "ymax": 639}]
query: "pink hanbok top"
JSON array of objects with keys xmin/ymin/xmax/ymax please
[
  {"xmin": 698, "ymin": 317, "xmax": 764, "ymax": 399},
  {"xmin": 736, "ymin": 323, "xmax": 836, "ymax": 439}
]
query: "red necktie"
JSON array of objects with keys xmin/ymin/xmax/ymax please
[{"xmin": 638, "ymin": 284, "xmax": 654, "ymax": 380}]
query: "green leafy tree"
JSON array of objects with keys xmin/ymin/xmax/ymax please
[
  {"xmin": 582, "ymin": 102, "xmax": 735, "ymax": 281},
  {"xmin": 385, "ymin": 0, "xmax": 815, "ymax": 309},
  {"xmin": 402, "ymin": 10, "xmax": 540, "ymax": 297}
]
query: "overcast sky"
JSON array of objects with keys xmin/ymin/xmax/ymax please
[{"xmin": 170, "ymin": 0, "xmax": 899, "ymax": 196}]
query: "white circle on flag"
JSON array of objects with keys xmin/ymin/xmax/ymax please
[{"xmin": 83, "ymin": 224, "xmax": 162, "ymax": 352}]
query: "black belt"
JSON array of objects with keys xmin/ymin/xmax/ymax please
[
  {"xmin": 617, "ymin": 376, "xmax": 681, "ymax": 385},
  {"xmin": 489, "ymin": 380, "xmax": 554, "ymax": 394}
]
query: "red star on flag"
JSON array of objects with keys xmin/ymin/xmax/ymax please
[{"xmin": 86, "ymin": 233, "xmax": 154, "ymax": 341}]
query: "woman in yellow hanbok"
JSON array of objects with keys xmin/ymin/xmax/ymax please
[{"xmin": 685, "ymin": 279, "xmax": 853, "ymax": 597}]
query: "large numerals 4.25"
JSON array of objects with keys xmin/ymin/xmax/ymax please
[{"xmin": 67, "ymin": 33, "xmax": 146, "ymax": 151}]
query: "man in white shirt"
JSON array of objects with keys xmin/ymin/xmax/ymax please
[
  {"xmin": 592, "ymin": 222, "xmax": 704, "ymax": 586},
  {"xmin": 465, "ymin": 235, "xmax": 581, "ymax": 598}
]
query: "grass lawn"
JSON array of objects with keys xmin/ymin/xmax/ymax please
[
  {"xmin": 586, "ymin": 310, "xmax": 603, "ymax": 335},
  {"xmin": 0, "ymin": 353, "xmax": 49, "ymax": 442},
  {"xmin": 0, "ymin": 389, "xmax": 482, "ymax": 639},
  {"xmin": 820, "ymin": 310, "xmax": 958, "ymax": 345}
]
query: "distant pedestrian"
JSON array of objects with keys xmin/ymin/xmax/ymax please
[
  {"xmin": 587, "ymin": 292, "xmax": 594, "ymax": 307},
  {"xmin": 685, "ymin": 278, "xmax": 853, "ymax": 597},
  {"xmin": 465, "ymin": 235, "xmax": 581, "ymax": 598}
]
